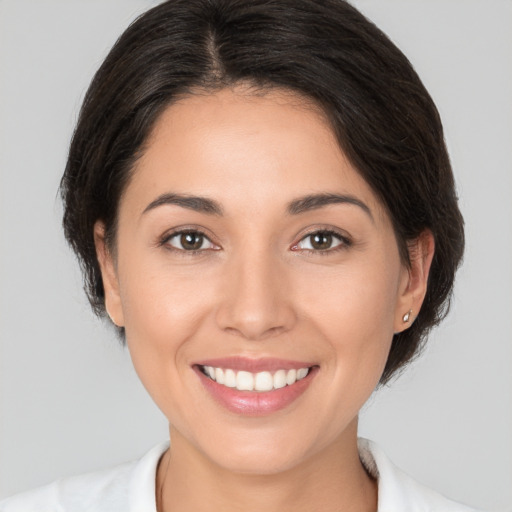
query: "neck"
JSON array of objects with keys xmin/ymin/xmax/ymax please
[{"xmin": 157, "ymin": 420, "xmax": 377, "ymax": 512}]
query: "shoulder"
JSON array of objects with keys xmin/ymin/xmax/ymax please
[
  {"xmin": 358, "ymin": 438, "xmax": 482, "ymax": 512},
  {"xmin": 0, "ymin": 464, "xmax": 132, "ymax": 512},
  {"xmin": 0, "ymin": 442, "xmax": 169, "ymax": 512}
]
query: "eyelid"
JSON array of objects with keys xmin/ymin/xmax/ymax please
[
  {"xmin": 159, "ymin": 226, "xmax": 221, "ymax": 252},
  {"xmin": 290, "ymin": 227, "xmax": 352, "ymax": 252},
  {"xmin": 157, "ymin": 225, "xmax": 352, "ymax": 254}
]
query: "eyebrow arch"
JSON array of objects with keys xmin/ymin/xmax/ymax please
[
  {"xmin": 142, "ymin": 193, "xmax": 224, "ymax": 216},
  {"xmin": 287, "ymin": 193, "xmax": 373, "ymax": 221}
]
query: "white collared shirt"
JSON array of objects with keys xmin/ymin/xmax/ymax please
[{"xmin": 0, "ymin": 439, "xmax": 480, "ymax": 511}]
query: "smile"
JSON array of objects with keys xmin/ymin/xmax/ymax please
[
  {"xmin": 200, "ymin": 365, "xmax": 310, "ymax": 392},
  {"xmin": 194, "ymin": 358, "xmax": 317, "ymax": 415}
]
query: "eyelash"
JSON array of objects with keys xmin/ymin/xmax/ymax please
[
  {"xmin": 159, "ymin": 229, "xmax": 218, "ymax": 256},
  {"xmin": 159, "ymin": 228, "xmax": 352, "ymax": 256},
  {"xmin": 291, "ymin": 229, "xmax": 352, "ymax": 255}
]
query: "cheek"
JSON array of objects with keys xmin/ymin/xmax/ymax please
[
  {"xmin": 291, "ymin": 264, "xmax": 398, "ymax": 436},
  {"xmin": 295, "ymin": 257, "xmax": 400, "ymax": 379},
  {"xmin": 115, "ymin": 250, "xmax": 216, "ymax": 405},
  {"xmin": 118, "ymin": 243, "xmax": 216, "ymax": 336},
  {"xmin": 298, "ymin": 256, "xmax": 399, "ymax": 330}
]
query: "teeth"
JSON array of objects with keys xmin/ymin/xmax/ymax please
[
  {"xmin": 202, "ymin": 365, "xmax": 311, "ymax": 392},
  {"xmin": 286, "ymin": 369, "xmax": 297, "ymax": 385},
  {"xmin": 215, "ymin": 367, "xmax": 224, "ymax": 385},
  {"xmin": 273, "ymin": 369, "xmax": 287, "ymax": 389},
  {"xmin": 297, "ymin": 368, "xmax": 308, "ymax": 380},
  {"xmin": 224, "ymin": 369, "xmax": 237, "ymax": 388},
  {"xmin": 236, "ymin": 371, "xmax": 254, "ymax": 391},
  {"xmin": 254, "ymin": 371, "xmax": 273, "ymax": 392}
]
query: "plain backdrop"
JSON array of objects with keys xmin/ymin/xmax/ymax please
[{"xmin": 0, "ymin": 0, "xmax": 511, "ymax": 509}]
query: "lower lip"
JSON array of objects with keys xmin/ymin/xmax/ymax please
[{"xmin": 194, "ymin": 366, "xmax": 317, "ymax": 416}]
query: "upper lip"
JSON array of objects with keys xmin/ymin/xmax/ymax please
[{"xmin": 194, "ymin": 356, "xmax": 316, "ymax": 373}]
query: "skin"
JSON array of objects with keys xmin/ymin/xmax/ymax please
[{"xmin": 95, "ymin": 86, "xmax": 434, "ymax": 512}]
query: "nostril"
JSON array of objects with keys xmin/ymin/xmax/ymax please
[
  {"xmin": 222, "ymin": 324, "xmax": 288, "ymax": 341},
  {"xmin": 214, "ymin": 264, "xmax": 297, "ymax": 340}
]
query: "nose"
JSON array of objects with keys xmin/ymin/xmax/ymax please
[{"xmin": 215, "ymin": 249, "xmax": 297, "ymax": 341}]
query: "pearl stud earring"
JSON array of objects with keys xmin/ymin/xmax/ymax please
[{"xmin": 402, "ymin": 309, "xmax": 412, "ymax": 323}]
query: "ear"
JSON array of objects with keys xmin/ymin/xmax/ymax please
[
  {"xmin": 394, "ymin": 229, "xmax": 435, "ymax": 333},
  {"xmin": 94, "ymin": 221, "xmax": 125, "ymax": 327}
]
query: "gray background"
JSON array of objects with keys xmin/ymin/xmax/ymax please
[{"xmin": 0, "ymin": 0, "xmax": 511, "ymax": 509}]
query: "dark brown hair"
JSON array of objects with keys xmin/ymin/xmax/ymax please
[{"xmin": 61, "ymin": 0, "xmax": 464, "ymax": 384}]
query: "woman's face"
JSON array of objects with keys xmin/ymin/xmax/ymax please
[{"xmin": 97, "ymin": 87, "xmax": 422, "ymax": 474}]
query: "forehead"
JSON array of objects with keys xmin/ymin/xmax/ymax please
[{"xmin": 125, "ymin": 87, "xmax": 385, "ymax": 218}]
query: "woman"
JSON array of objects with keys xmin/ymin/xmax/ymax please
[{"xmin": 0, "ymin": 0, "xmax": 492, "ymax": 510}]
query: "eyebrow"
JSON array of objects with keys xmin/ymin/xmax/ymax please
[
  {"xmin": 142, "ymin": 193, "xmax": 224, "ymax": 216},
  {"xmin": 287, "ymin": 193, "xmax": 373, "ymax": 221},
  {"xmin": 142, "ymin": 192, "xmax": 373, "ymax": 221}
]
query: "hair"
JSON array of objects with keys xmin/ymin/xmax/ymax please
[{"xmin": 61, "ymin": 0, "xmax": 464, "ymax": 384}]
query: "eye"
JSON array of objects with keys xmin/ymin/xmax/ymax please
[
  {"xmin": 293, "ymin": 230, "xmax": 350, "ymax": 252},
  {"xmin": 163, "ymin": 230, "xmax": 217, "ymax": 252}
]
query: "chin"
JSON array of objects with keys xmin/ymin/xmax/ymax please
[
  {"xmin": 186, "ymin": 420, "xmax": 329, "ymax": 476},
  {"xmin": 206, "ymin": 443, "xmax": 310, "ymax": 476}
]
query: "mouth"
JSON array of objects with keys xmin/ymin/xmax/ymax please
[
  {"xmin": 193, "ymin": 358, "xmax": 318, "ymax": 415},
  {"xmin": 198, "ymin": 365, "xmax": 311, "ymax": 392}
]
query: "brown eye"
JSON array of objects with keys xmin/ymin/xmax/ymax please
[
  {"xmin": 310, "ymin": 232, "xmax": 333, "ymax": 250},
  {"xmin": 294, "ymin": 230, "xmax": 347, "ymax": 252},
  {"xmin": 180, "ymin": 232, "xmax": 204, "ymax": 250},
  {"xmin": 165, "ymin": 231, "xmax": 215, "ymax": 251}
]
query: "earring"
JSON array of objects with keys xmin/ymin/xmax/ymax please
[{"xmin": 402, "ymin": 309, "xmax": 412, "ymax": 323}]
